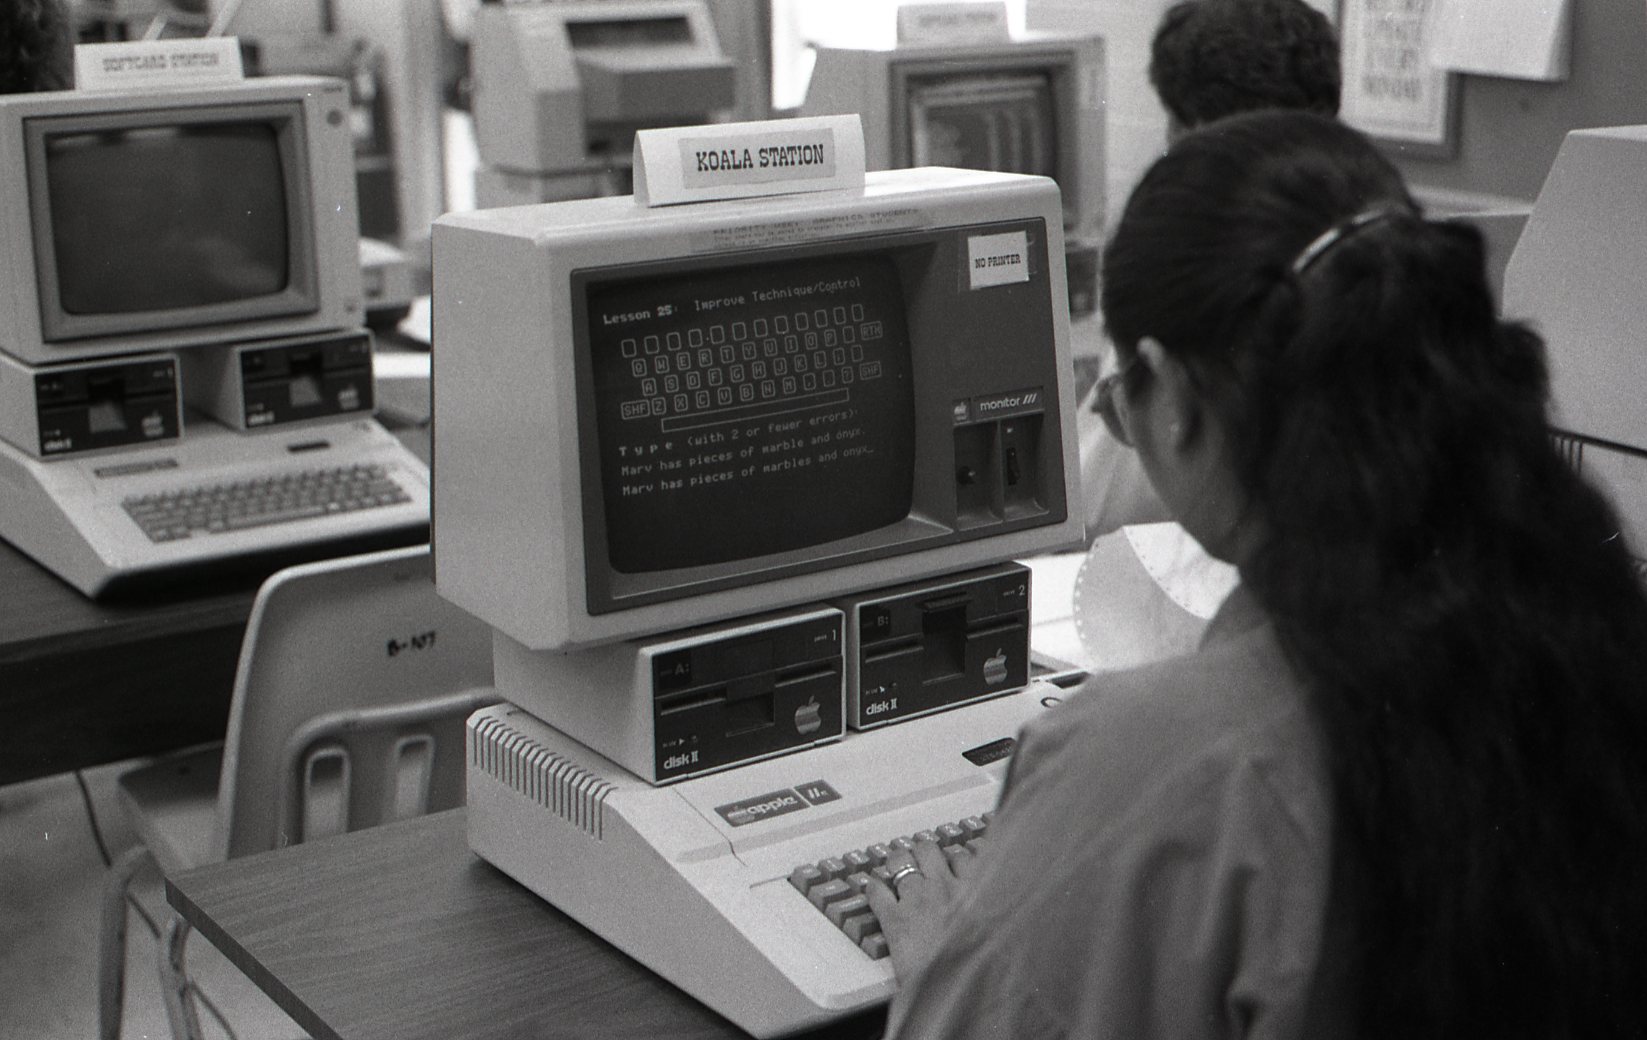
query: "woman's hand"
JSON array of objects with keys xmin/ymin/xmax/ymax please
[{"xmin": 865, "ymin": 837, "xmax": 987, "ymax": 982}]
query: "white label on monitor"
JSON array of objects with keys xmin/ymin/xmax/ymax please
[
  {"xmin": 74, "ymin": 38, "xmax": 244, "ymax": 93},
  {"xmin": 897, "ymin": 3, "xmax": 1012, "ymax": 45},
  {"xmin": 633, "ymin": 116, "xmax": 865, "ymax": 207},
  {"xmin": 968, "ymin": 231, "xmax": 1030, "ymax": 289},
  {"xmin": 690, "ymin": 207, "xmax": 926, "ymax": 254}
]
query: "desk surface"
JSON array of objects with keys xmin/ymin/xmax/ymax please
[
  {"xmin": 0, "ymin": 414, "xmax": 432, "ymax": 787},
  {"xmin": 167, "ymin": 808, "xmax": 886, "ymax": 1040},
  {"xmin": 0, "ymin": 525, "xmax": 262, "ymax": 786}
]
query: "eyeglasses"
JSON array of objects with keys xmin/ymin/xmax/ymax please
[{"xmin": 1091, "ymin": 353, "xmax": 1140, "ymax": 446}]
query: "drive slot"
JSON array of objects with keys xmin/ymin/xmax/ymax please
[
  {"xmin": 657, "ymin": 688, "xmax": 725, "ymax": 715},
  {"xmin": 968, "ymin": 619, "xmax": 1025, "ymax": 640},
  {"xmin": 774, "ymin": 664, "xmax": 840, "ymax": 688},
  {"xmin": 862, "ymin": 636, "xmax": 921, "ymax": 664}
]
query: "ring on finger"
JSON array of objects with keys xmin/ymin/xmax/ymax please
[{"xmin": 889, "ymin": 863, "xmax": 922, "ymax": 893}]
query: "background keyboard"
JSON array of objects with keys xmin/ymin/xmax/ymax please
[{"xmin": 124, "ymin": 463, "xmax": 412, "ymax": 542}]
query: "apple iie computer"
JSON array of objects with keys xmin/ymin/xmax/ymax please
[
  {"xmin": 434, "ymin": 154, "xmax": 1085, "ymax": 1035},
  {"xmin": 0, "ymin": 65, "xmax": 428, "ymax": 596}
]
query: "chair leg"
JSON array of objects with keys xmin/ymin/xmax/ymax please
[
  {"xmin": 98, "ymin": 845, "xmax": 154, "ymax": 1040},
  {"xmin": 158, "ymin": 911, "xmax": 204, "ymax": 1040}
]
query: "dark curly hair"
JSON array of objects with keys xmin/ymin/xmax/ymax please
[
  {"xmin": 1102, "ymin": 110, "xmax": 1647, "ymax": 1038},
  {"xmin": 1150, "ymin": 0, "xmax": 1339, "ymax": 131},
  {"xmin": 1, "ymin": 0, "xmax": 74, "ymax": 94}
]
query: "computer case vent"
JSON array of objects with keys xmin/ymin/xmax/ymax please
[{"xmin": 469, "ymin": 711, "xmax": 612, "ymax": 839}]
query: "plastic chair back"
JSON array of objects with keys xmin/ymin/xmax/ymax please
[{"xmin": 214, "ymin": 544, "xmax": 495, "ymax": 860}]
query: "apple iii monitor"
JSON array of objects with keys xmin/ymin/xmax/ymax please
[
  {"xmin": 433, "ymin": 166, "xmax": 1081, "ymax": 651},
  {"xmin": 435, "ymin": 154, "xmax": 1084, "ymax": 1034},
  {"xmin": 798, "ymin": 32, "xmax": 1105, "ymax": 315},
  {"xmin": 468, "ymin": 0, "xmax": 737, "ymax": 208},
  {"xmin": 0, "ymin": 70, "xmax": 428, "ymax": 596}
]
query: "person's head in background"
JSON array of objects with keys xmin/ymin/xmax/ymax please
[
  {"xmin": 1071, "ymin": 0, "xmax": 1341, "ymax": 539},
  {"xmin": 1098, "ymin": 108, "xmax": 1647, "ymax": 1038},
  {"xmin": 1, "ymin": 0, "xmax": 75, "ymax": 94},
  {"xmin": 1150, "ymin": 0, "xmax": 1339, "ymax": 140}
]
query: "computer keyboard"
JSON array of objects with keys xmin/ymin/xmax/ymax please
[
  {"xmin": 614, "ymin": 305, "xmax": 889, "ymax": 431},
  {"xmin": 0, "ymin": 415, "xmax": 429, "ymax": 596},
  {"xmin": 466, "ymin": 684, "xmax": 1060, "ymax": 1038},
  {"xmin": 123, "ymin": 462, "xmax": 412, "ymax": 542},
  {"xmin": 789, "ymin": 812, "xmax": 994, "ymax": 961}
]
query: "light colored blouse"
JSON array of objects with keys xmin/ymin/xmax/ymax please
[{"xmin": 885, "ymin": 588, "xmax": 1342, "ymax": 1039}]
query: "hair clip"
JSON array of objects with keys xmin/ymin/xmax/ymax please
[{"xmin": 1289, "ymin": 207, "xmax": 1406, "ymax": 277}]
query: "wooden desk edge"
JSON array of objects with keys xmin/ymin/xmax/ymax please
[
  {"xmin": 164, "ymin": 873, "xmax": 341, "ymax": 1040},
  {"xmin": 163, "ymin": 810, "xmax": 890, "ymax": 1040}
]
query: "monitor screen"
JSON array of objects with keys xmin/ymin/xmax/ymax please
[
  {"xmin": 44, "ymin": 121, "xmax": 291, "ymax": 316},
  {"xmin": 0, "ymin": 77, "xmax": 359, "ymax": 365},
  {"xmin": 585, "ymin": 252, "xmax": 915, "ymax": 573},
  {"xmin": 907, "ymin": 72, "xmax": 1058, "ymax": 181},
  {"xmin": 0, "ymin": 80, "xmax": 362, "ymax": 362}
]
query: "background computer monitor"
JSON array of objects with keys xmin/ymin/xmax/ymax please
[
  {"xmin": 468, "ymin": 0, "xmax": 737, "ymax": 206},
  {"xmin": 798, "ymin": 34, "xmax": 1105, "ymax": 242},
  {"xmin": 431, "ymin": 167, "xmax": 1084, "ymax": 652},
  {"xmin": 1501, "ymin": 124, "xmax": 1647, "ymax": 570},
  {"xmin": 0, "ymin": 75, "xmax": 361, "ymax": 366}
]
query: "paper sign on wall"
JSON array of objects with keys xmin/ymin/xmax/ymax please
[
  {"xmin": 1340, "ymin": 0, "xmax": 1455, "ymax": 150},
  {"xmin": 1429, "ymin": 0, "xmax": 1571, "ymax": 82}
]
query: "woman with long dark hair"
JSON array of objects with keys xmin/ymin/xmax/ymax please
[{"xmin": 867, "ymin": 110, "xmax": 1647, "ymax": 1038}]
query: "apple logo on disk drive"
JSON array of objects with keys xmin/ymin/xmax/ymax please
[{"xmin": 794, "ymin": 697, "xmax": 823, "ymax": 734}]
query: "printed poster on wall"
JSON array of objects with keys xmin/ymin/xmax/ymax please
[{"xmin": 1339, "ymin": 0, "xmax": 1457, "ymax": 154}]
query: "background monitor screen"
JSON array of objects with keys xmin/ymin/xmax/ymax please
[
  {"xmin": 0, "ymin": 77, "xmax": 358, "ymax": 364},
  {"xmin": 43, "ymin": 121, "xmax": 291, "ymax": 316},
  {"xmin": 585, "ymin": 252, "xmax": 916, "ymax": 573},
  {"xmin": 566, "ymin": 16, "xmax": 695, "ymax": 49},
  {"xmin": 907, "ymin": 73, "xmax": 1058, "ymax": 180}
]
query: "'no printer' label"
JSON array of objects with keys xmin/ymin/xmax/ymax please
[{"xmin": 967, "ymin": 231, "xmax": 1030, "ymax": 289}]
